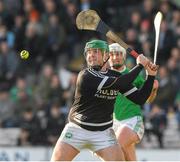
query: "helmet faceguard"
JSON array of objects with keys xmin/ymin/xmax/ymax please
[{"xmin": 109, "ymin": 43, "xmax": 126, "ymax": 69}]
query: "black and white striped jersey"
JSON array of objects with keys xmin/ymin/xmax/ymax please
[{"xmin": 68, "ymin": 65, "xmax": 154, "ymax": 131}]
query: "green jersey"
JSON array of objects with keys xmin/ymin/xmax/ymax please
[{"xmin": 113, "ymin": 67, "xmax": 145, "ymax": 121}]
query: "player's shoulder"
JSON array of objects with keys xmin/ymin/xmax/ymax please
[
  {"xmin": 79, "ymin": 67, "xmax": 98, "ymax": 77},
  {"xmin": 79, "ymin": 68, "xmax": 86, "ymax": 74},
  {"xmin": 76, "ymin": 68, "xmax": 88, "ymax": 83},
  {"xmin": 85, "ymin": 67, "xmax": 108, "ymax": 78}
]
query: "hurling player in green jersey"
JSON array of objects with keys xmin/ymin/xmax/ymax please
[{"xmin": 109, "ymin": 43, "xmax": 159, "ymax": 161}]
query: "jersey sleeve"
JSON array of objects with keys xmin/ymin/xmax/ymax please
[
  {"xmin": 125, "ymin": 75, "xmax": 155, "ymax": 105},
  {"xmin": 102, "ymin": 64, "xmax": 144, "ymax": 93}
]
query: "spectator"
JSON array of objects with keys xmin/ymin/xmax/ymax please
[
  {"xmin": 154, "ymin": 66, "xmax": 177, "ymax": 113},
  {"xmin": 23, "ymin": 21, "xmax": 45, "ymax": 71},
  {"xmin": 10, "ymin": 76, "xmax": 32, "ymax": 102},
  {"xmin": 125, "ymin": 28, "xmax": 142, "ymax": 53},
  {"xmin": 46, "ymin": 102, "xmax": 66, "ymax": 145},
  {"xmin": 10, "ymin": 77, "xmax": 35, "ymax": 119},
  {"xmin": 35, "ymin": 63, "xmax": 54, "ymax": 108},
  {"xmin": 0, "ymin": 0, "xmax": 13, "ymax": 29},
  {"xmin": 63, "ymin": 72, "xmax": 78, "ymax": 110},
  {"xmin": 140, "ymin": 0, "xmax": 155, "ymax": 21},
  {"xmin": 141, "ymin": 40, "xmax": 153, "ymax": 58},
  {"xmin": 17, "ymin": 126, "xmax": 31, "ymax": 146},
  {"xmin": 44, "ymin": 14, "xmax": 66, "ymax": 64},
  {"xmin": 48, "ymin": 73, "xmax": 65, "ymax": 106},
  {"xmin": 158, "ymin": 20, "xmax": 176, "ymax": 63},
  {"xmin": 13, "ymin": 13, "xmax": 26, "ymax": 52},
  {"xmin": 159, "ymin": 0, "xmax": 172, "ymax": 22},
  {"xmin": 41, "ymin": 0, "xmax": 58, "ymax": 25},
  {"xmin": 0, "ymin": 25, "xmax": 15, "ymax": 48},
  {"xmin": 169, "ymin": 10, "xmax": 180, "ymax": 32},
  {"xmin": 146, "ymin": 104, "xmax": 167, "ymax": 148},
  {"xmin": 19, "ymin": 107, "xmax": 42, "ymax": 145},
  {"xmin": 62, "ymin": 1, "xmax": 80, "ymax": 58},
  {"xmin": 0, "ymin": 37, "xmax": 19, "ymax": 85},
  {"xmin": 139, "ymin": 20, "xmax": 152, "ymax": 44},
  {"xmin": 128, "ymin": 10, "xmax": 142, "ymax": 31},
  {"xmin": 167, "ymin": 56, "xmax": 180, "ymax": 84},
  {"xmin": 0, "ymin": 85, "xmax": 16, "ymax": 127}
]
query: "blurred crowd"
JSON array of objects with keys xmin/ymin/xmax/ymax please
[{"xmin": 0, "ymin": 0, "xmax": 179, "ymax": 147}]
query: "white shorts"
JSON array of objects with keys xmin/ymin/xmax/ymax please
[
  {"xmin": 113, "ymin": 116, "xmax": 144, "ymax": 141},
  {"xmin": 58, "ymin": 122, "xmax": 118, "ymax": 152}
]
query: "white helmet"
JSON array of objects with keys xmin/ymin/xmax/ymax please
[{"xmin": 109, "ymin": 43, "xmax": 126, "ymax": 58}]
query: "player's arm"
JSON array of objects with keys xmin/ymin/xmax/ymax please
[
  {"xmin": 80, "ymin": 64, "xmax": 144, "ymax": 93},
  {"xmin": 119, "ymin": 54, "xmax": 148, "ymax": 85},
  {"xmin": 124, "ymin": 75, "xmax": 155, "ymax": 105},
  {"xmin": 146, "ymin": 79, "xmax": 159, "ymax": 103},
  {"xmin": 80, "ymin": 55, "xmax": 149, "ymax": 93},
  {"xmin": 124, "ymin": 62, "xmax": 158, "ymax": 105},
  {"xmin": 133, "ymin": 73, "xmax": 159, "ymax": 104},
  {"xmin": 101, "ymin": 54, "xmax": 149, "ymax": 89}
]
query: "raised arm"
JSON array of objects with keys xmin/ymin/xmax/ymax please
[
  {"xmin": 101, "ymin": 54, "xmax": 150, "ymax": 90},
  {"xmin": 124, "ymin": 62, "xmax": 158, "ymax": 105}
]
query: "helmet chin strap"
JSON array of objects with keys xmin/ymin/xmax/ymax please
[
  {"xmin": 101, "ymin": 56, "xmax": 110, "ymax": 70},
  {"xmin": 90, "ymin": 55, "xmax": 110, "ymax": 71}
]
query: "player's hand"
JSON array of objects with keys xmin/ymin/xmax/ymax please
[
  {"xmin": 146, "ymin": 62, "xmax": 159, "ymax": 76},
  {"xmin": 136, "ymin": 54, "xmax": 149, "ymax": 67}
]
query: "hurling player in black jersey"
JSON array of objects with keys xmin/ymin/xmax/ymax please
[{"xmin": 51, "ymin": 39, "xmax": 158, "ymax": 161}]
